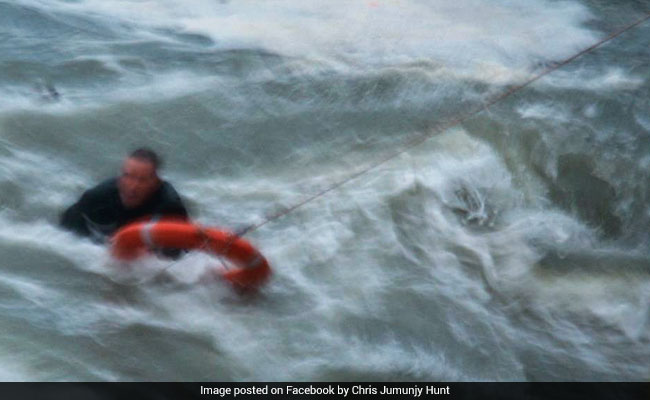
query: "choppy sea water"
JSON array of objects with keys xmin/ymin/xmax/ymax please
[{"xmin": 0, "ymin": 0, "xmax": 649, "ymax": 381}]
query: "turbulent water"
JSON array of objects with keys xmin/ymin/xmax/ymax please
[{"xmin": 1, "ymin": 0, "xmax": 649, "ymax": 381}]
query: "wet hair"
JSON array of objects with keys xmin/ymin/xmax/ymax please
[{"xmin": 129, "ymin": 147, "xmax": 162, "ymax": 170}]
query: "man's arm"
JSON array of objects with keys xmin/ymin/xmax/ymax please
[
  {"xmin": 60, "ymin": 179, "xmax": 117, "ymax": 240},
  {"xmin": 155, "ymin": 182, "xmax": 189, "ymax": 220},
  {"xmin": 60, "ymin": 194, "xmax": 92, "ymax": 237},
  {"xmin": 153, "ymin": 182, "xmax": 190, "ymax": 259}
]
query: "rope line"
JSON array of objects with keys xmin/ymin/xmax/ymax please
[{"xmin": 239, "ymin": 12, "xmax": 650, "ymax": 237}]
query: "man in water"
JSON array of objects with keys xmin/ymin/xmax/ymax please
[{"xmin": 60, "ymin": 148, "xmax": 188, "ymax": 243}]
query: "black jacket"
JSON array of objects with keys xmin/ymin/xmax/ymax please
[{"xmin": 60, "ymin": 178, "xmax": 188, "ymax": 242}]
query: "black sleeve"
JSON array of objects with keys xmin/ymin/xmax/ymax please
[
  {"xmin": 152, "ymin": 182, "xmax": 190, "ymax": 259},
  {"xmin": 158, "ymin": 248, "xmax": 185, "ymax": 260},
  {"xmin": 59, "ymin": 179, "xmax": 117, "ymax": 239},
  {"xmin": 155, "ymin": 182, "xmax": 189, "ymax": 220},
  {"xmin": 60, "ymin": 193, "xmax": 92, "ymax": 237}
]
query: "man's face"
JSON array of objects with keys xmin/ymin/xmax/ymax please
[{"xmin": 118, "ymin": 157, "xmax": 160, "ymax": 209}]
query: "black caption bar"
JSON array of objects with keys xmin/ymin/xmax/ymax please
[{"xmin": 0, "ymin": 382, "xmax": 648, "ymax": 400}]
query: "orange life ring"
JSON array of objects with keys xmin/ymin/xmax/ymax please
[{"xmin": 110, "ymin": 220, "xmax": 271, "ymax": 289}]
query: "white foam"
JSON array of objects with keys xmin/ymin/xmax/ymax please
[
  {"xmin": 538, "ymin": 67, "xmax": 645, "ymax": 91},
  {"xmin": 517, "ymin": 103, "xmax": 573, "ymax": 123},
  {"xmin": 0, "ymin": 69, "xmax": 227, "ymax": 115},
  {"xmin": 2, "ymin": 146, "xmax": 80, "ymax": 191},
  {"xmin": 15, "ymin": 0, "xmax": 598, "ymax": 82},
  {"xmin": 1, "ymin": 0, "xmax": 605, "ymax": 116}
]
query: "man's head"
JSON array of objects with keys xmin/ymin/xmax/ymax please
[{"xmin": 118, "ymin": 148, "xmax": 161, "ymax": 209}]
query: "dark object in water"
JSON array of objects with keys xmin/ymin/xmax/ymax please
[
  {"xmin": 550, "ymin": 154, "xmax": 622, "ymax": 238},
  {"xmin": 44, "ymin": 83, "xmax": 60, "ymax": 100},
  {"xmin": 34, "ymin": 81, "xmax": 61, "ymax": 102}
]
